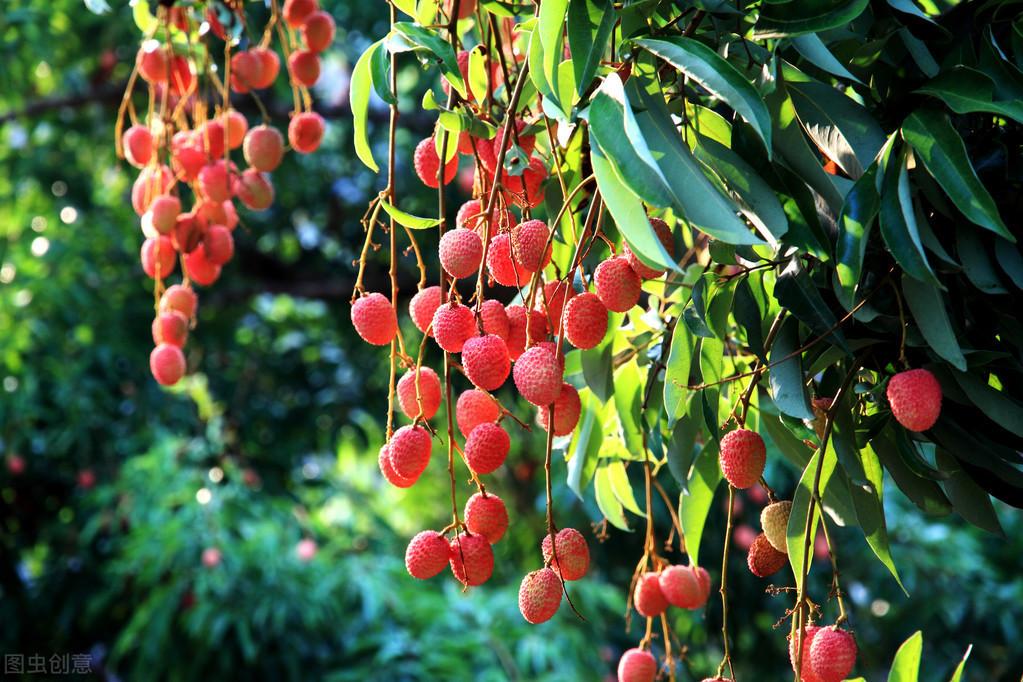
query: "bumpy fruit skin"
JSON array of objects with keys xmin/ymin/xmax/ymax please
[
  {"xmin": 464, "ymin": 422, "xmax": 510, "ymax": 474},
  {"xmin": 160, "ymin": 284, "xmax": 197, "ymax": 318},
  {"xmin": 887, "ymin": 369, "xmax": 942, "ymax": 432},
  {"xmin": 449, "ymin": 533, "xmax": 494, "ymax": 586},
  {"xmin": 302, "ymin": 11, "xmax": 336, "ymax": 52},
  {"xmin": 789, "ymin": 625, "xmax": 823, "ymax": 682},
  {"xmin": 456, "ymin": 389, "xmax": 501, "ymax": 436},
  {"xmin": 464, "ymin": 492, "xmax": 509, "ymax": 543},
  {"xmin": 439, "ymin": 227, "xmax": 484, "ymax": 279},
  {"xmin": 809, "ymin": 628, "xmax": 856, "ymax": 682},
  {"xmin": 378, "ymin": 444, "xmax": 416, "ymax": 488},
  {"xmin": 692, "ymin": 565, "xmax": 712, "ymax": 602},
  {"xmin": 761, "ymin": 500, "xmax": 792, "ymax": 554},
  {"xmin": 456, "ymin": 199, "xmax": 514, "ymax": 239},
  {"xmin": 409, "ymin": 286, "xmax": 442, "ymax": 336},
  {"xmin": 536, "ymin": 383, "xmax": 581, "ymax": 436},
  {"xmin": 658, "ymin": 565, "xmax": 702, "ymax": 609},
  {"xmin": 405, "ymin": 531, "xmax": 450, "ymax": 580},
  {"xmin": 432, "ymin": 303, "xmax": 476, "ymax": 353},
  {"xmin": 388, "ymin": 425, "xmax": 433, "ymax": 480},
  {"xmin": 150, "ymin": 344, "xmax": 186, "ymax": 386},
  {"xmin": 414, "ymin": 137, "xmax": 458, "ymax": 189},
  {"xmin": 141, "ymin": 236, "xmax": 176, "ymax": 280},
  {"xmin": 633, "ymin": 572, "xmax": 668, "ymax": 617},
  {"xmin": 462, "ymin": 334, "xmax": 511, "ymax": 391},
  {"xmin": 511, "ymin": 220, "xmax": 552, "ymax": 273},
  {"xmin": 535, "ymin": 280, "xmax": 574, "ymax": 336},
  {"xmin": 518, "ymin": 568, "xmax": 563, "ymax": 624},
  {"xmin": 123, "ymin": 125, "xmax": 153, "ymax": 168},
  {"xmin": 594, "ymin": 256, "xmax": 642, "ymax": 312},
  {"xmin": 540, "ymin": 527, "xmax": 589, "ymax": 581},
  {"xmin": 243, "ymin": 125, "xmax": 285, "ymax": 172},
  {"xmin": 563, "ymin": 292, "xmax": 608, "ymax": 350},
  {"xmin": 624, "ymin": 217, "xmax": 674, "ymax": 279},
  {"xmin": 288, "ymin": 112, "xmax": 325, "ymax": 154},
  {"xmin": 506, "ymin": 304, "xmax": 547, "ymax": 360},
  {"xmin": 747, "ymin": 532, "xmax": 788, "ymax": 577},
  {"xmin": 351, "ymin": 292, "xmax": 398, "ymax": 346},
  {"xmin": 502, "ymin": 156, "xmax": 546, "ymax": 208},
  {"xmin": 617, "ymin": 648, "xmax": 657, "ymax": 682},
  {"xmin": 513, "ymin": 345, "xmax": 563, "ymax": 406},
  {"xmin": 283, "ymin": 0, "xmax": 318, "ymax": 28},
  {"xmin": 397, "ymin": 366, "xmax": 442, "ymax": 420},
  {"xmin": 152, "ymin": 311, "xmax": 189, "ymax": 348},
  {"xmin": 719, "ymin": 428, "xmax": 767, "ymax": 489},
  {"xmin": 479, "ymin": 299, "xmax": 510, "ymax": 341},
  {"xmin": 486, "ymin": 233, "xmax": 532, "ymax": 287}
]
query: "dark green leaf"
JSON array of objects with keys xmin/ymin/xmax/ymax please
[
  {"xmin": 936, "ymin": 450, "xmax": 1004, "ymax": 534},
  {"xmin": 679, "ymin": 441, "xmax": 722, "ymax": 567},
  {"xmin": 835, "ymin": 164, "xmax": 880, "ymax": 309},
  {"xmin": 775, "ymin": 258, "xmax": 849, "ymax": 352},
  {"xmin": 872, "ymin": 426, "xmax": 953, "ymax": 515},
  {"xmin": 955, "ymin": 227, "xmax": 1008, "ymax": 294},
  {"xmin": 768, "ymin": 316, "xmax": 813, "ymax": 420},
  {"xmin": 756, "ymin": 0, "xmax": 870, "ymax": 38},
  {"xmin": 682, "ymin": 275, "xmax": 714, "ymax": 338},
  {"xmin": 391, "ymin": 24, "xmax": 467, "ymax": 98},
  {"xmin": 567, "ymin": 0, "xmax": 615, "ymax": 97},
  {"xmin": 952, "ymin": 370, "xmax": 1023, "ymax": 438},
  {"xmin": 880, "ymin": 147, "xmax": 939, "ymax": 285},
  {"xmin": 994, "ymin": 239, "xmax": 1023, "ymax": 288},
  {"xmin": 791, "ymin": 34, "xmax": 862, "ymax": 84},
  {"xmin": 918, "ymin": 67, "xmax": 1023, "ymax": 125},
  {"xmin": 733, "ymin": 278, "xmax": 766, "ymax": 363},
  {"xmin": 901, "ymin": 274, "xmax": 967, "ymax": 371},
  {"xmin": 581, "ymin": 314, "xmax": 619, "ymax": 402}
]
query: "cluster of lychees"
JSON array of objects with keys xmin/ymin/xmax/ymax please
[{"xmin": 121, "ymin": 0, "xmax": 331, "ymax": 387}]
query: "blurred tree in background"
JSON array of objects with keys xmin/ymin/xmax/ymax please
[{"xmin": 0, "ymin": 1, "xmax": 1020, "ymax": 680}]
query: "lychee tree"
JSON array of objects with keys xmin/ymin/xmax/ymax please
[{"xmin": 347, "ymin": 1, "xmax": 1023, "ymax": 681}]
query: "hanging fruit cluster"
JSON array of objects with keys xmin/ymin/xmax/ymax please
[{"xmin": 117, "ymin": 0, "xmax": 332, "ymax": 387}]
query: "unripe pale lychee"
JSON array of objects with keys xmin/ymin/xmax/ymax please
[
  {"xmin": 378, "ymin": 444, "xmax": 417, "ymax": 488},
  {"xmin": 789, "ymin": 625, "xmax": 824, "ymax": 682},
  {"xmin": 388, "ymin": 425, "xmax": 432, "ymax": 480},
  {"xmin": 150, "ymin": 343, "xmax": 186, "ymax": 386},
  {"xmin": 536, "ymin": 382, "xmax": 581, "ymax": 436},
  {"xmin": 511, "ymin": 219, "xmax": 552, "ymax": 273},
  {"xmin": 132, "ymin": 164, "xmax": 175, "ymax": 215},
  {"xmin": 449, "ymin": 533, "xmax": 494, "ymax": 586},
  {"xmin": 244, "ymin": 125, "xmax": 285, "ymax": 172},
  {"xmin": 479, "ymin": 299, "xmax": 510, "ymax": 341},
  {"xmin": 633, "ymin": 571, "xmax": 668, "ymax": 617},
  {"xmin": 624, "ymin": 217, "xmax": 674, "ymax": 279},
  {"xmin": 203, "ymin": 225, "xmax": 235, "ymax": 266},
  {"xmin": 302, "ymin": 11, "xmax": 335, "ymax": 53},
  {"xmin": 432, "ymin": 302, "xmax": 476, "ymax": 353},
  {"xmin": 439, "ymin": 227, "xmax": 483, "ymax": 279},
  {"xmin": 414, "ymin": 137, "xmax": 458, "ymax": 188},
  {"xmin": 464, "ymin": 492, "xmax": 508, "ymax": 543},
  {"xmin": 513, "ymin": 344, "xmax": 563, "ymax": 406},
  {"xmin": 761, "ymin": 500, "xmax": 792, "ymax": 554},
  {"xmin": 462, "ymin": 334, "xmax": 511, "ymax": 391},
  {"xmin": 563, "ymin": 292, "xmax": 608, "ymax": 350},
  {"xmin": 617, "ymin": 648, "xmax": 657, "ymax": 682},
  {"xmin": 886, "ymin": 368, "xmax": 941, "ymax": 432},
  {"xmin": 152, "ymin": 311, "xmax": 189, "ymax": 347},
  {"xmin": 506, "ymin": 304, "xmax": 547, "ymax": 359},
  {"xmin": 351, "ymin": 292, "xmax": 398, "ymax": 346},
  {"xmin": 147, "ymin": 195, "xmax": 181, "ymax": 236},
  {"xmin": 464, "ymin": 422, "xmax": 510, "ymax": 474},
  {"xmin": 456, "ymin": 389, "xmax": 501, "ymax": 436},
  {"xmin": 809, "ymin": 627, "xmax": 857, "ymax": 682},
  {"xmin": 535, "ymin": 280, "xmax": 573, "ymax": 336},
  {"xmin": 123, "ymin": 125, "xmax": 153, "ymax": 168},
  {"xmin": 541, "ymin": 527, "xmax": 589, "ymax": 581},
  {"xmin": 747, "ymin": 532, "xmax": 788, "ymax": 577},
  {"xmin": 486, "ymin": 233, "xmax": 531, "ymax": 287},
  {"xmin": 160, "ymin": 284, "xmax": 197, "ymax": 318},
  {"xmin": 409, "ymin": 286, "xmax": 442, "ymax": 336},
  {"xmin": 518, "ymin": 568, "xmax": 563, "ymax": 624},
  {"xmin": 288, "ymin": 112, "xmax": 325, "ymax": 154},
  {"xmin": 405, "ymin": 530, "xmax": 451, "ymax": 579},
  {"xmin": 594, "ymin": 256, "xmax": 642, "ymax": 312},
  {"xmin": 141, "ymin": 236, "xmax": 176, "ymax": 279},
  {"xmin": 658, "ymin": 565, "xmax": 703, "ymax": 609},
  {"xmin": 397, "ymin": 366, "xmax": 442, "ymax": 420},
  {"xmin": 719, "ymin": 428, "xmax": 766, "ymax": 489}
]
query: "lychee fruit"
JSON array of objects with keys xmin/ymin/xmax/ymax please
[
  {"xmin": 439, "ymin": 227, "xmax": 484, "ymax": 279},
  {"xmin": 224, "ymin": 110, "xmax": 248, "ymax": 149},
  {"xmin": 456, "ymin": 199, "xmax": 514, "ymax": 239},
  {"xmin": 432, "ymin": 302, "xmax": 476, "ymax": 353},
  {"xmin": 141, "ymin": 236, "xmax": 176, "ymax": 280},
  {"xmin": 414, "ymin": 137, "xmax": 458, "ymax": 189},
  {"xmin": 405, "ymin": 530, "xmax": 450, "ymax": 580},
  {"xmin": 396, "ymin": 366, "xmax": 442, "ymax": 420},
  {"xmin": 201, "ymin": 119, "xmax": 227, "ymax": 159},
  {"xmin": 150, "ymin": 343, "xmax": 186, "ymax": 386},
  {"xmin": 692, "ymin": 565, "xmax": 712, "ymax": 602},
  {"xmin": 464, "ymin": 422, "xmax": 510, "ymax": 474},
  {"xmin": 230, "ymin": 49, "xmax": 261, "ymax": 93},
  {"xmin": 719, "ymin": 428, "xmax": 766, "ymax": 489},
  {"xmin": 409, "ymin": 286, "xmax": 442, "ymax": 336},
  {"xmin": 633, "ymin": 571, "xmax": 668, "ymax": 617},
  {"xmin": 761, "ymin": 500, "xmax": 792, "ymax": 554},
  {"xmin": 295, "ymin": 538, "xmax": 317, "ymax": 561},
  {"xmin": 449, "ymin": 532, "xmax": 494, "ymax": 586},
  {"xmin": 202, "ymin": 224, "xmax": 235, "ymax": 266},
  {"xmin": 789, "ymin": 625, "xmax": 824, "ymax": 682},
  {"xmin": 456, "ymin": 389, "xmax": 501, "ymax": 436},
  {"xmin": 152, "ymin": 311, "xmax": 189, "ymax": 347},
  {"xmin": 518, "ymin": 568, "xmax": 563, "ymax": 624},
  {"xmin": 511, "ymin": 219, "xmax": 552, "ymax": 273},
  {"xmin": 617, "ymin": 648, "xmax": 657, "ymax": 682},
  {"xmin": 146, "ymin": 195, "xmax": 181, "ymax": 236},
  {"xmin": 244, "ymin": 125, "xmax": 285, "ymax": 172},
  {"xmin": 351, "ymin": 292, "xmax": 398, "ymax": 346},
  {"xmin": 536, "ymin": 382, "xmax": 581, "ymax": 436},
  {"xmin": 513, "ymin": 344, "xmax": 563, "ymax": 406},
  {"xmin": 479, "ymin": 298, "xmax": 510, "ymax": 341},
  {"xmin": 464, "ymin": 492, "xmax": 509, "ymax": 543},
  {"xmin": 594, "ymin": 256, "xmax": 642, "ymax": 312},
  {"xmin": 137, "ymin": 42, "xmax": 169, "ymax": 83},
  {"xmin": 132, "ymin": 164, "xmax": 175, "ymax": 215},
  {"xmin": 563, "ymin": 292, "xmax": 608, "ymax": 350},
  {"xmin": 122, "ymin": 124, "xmax": 153, "ymax": 168},
  {"xmin": 237, "ymin": 168, "xmax": 275, "ymax": 211},
  {"xmin": 388, "ymin": 425, "xmax": 432, "ymax": 480},
  {"xmin": 487, "ymin": 233, "xmax": 531, "ymax": 287},
  {"xmin": 160, "ymin": 284, "xmax": 197, "ymax": 318},
  {"xmin": 462, "ymin": 334, "xmax": 511, "ymax": 391},
  {"xmin": 502, "ymin": 156, "xmax": 547, "ymax": 208},
  {"xmin": 747, "ymin": 532, "xmax": 788, "ymax": 577},
  {"xmin": 198, "ymin": 160, "xmax": 234, "ymax": 204},
  {"xmin": 541, "ymin": 527, "xmax": 589, "ymax": 580},
  {"xmin": 809, "ymin": 627, "xmax": 857, "ymax": 682},
  {"xmin": 250, "ymin": 47, "xmax": 281, "ymax": 89},
  {"xmin": 283, "ymin": 0, "xmax": 318, "ymax": 29},
  {"xmin": 302, "ymin": 11, "xmax": 335, "ymax": 53},
  {"xmin": 288, "ymin": 112, "xmax": 325, "ymax": 154},
  {"xmin": 288, "ymin": 49, "xmax": 320, "ymax": 87},
  {"xmin": 379, "ymin": 444, "xmax": 416, "ymax": 488},
  {"xmin": 535, "ymin": 280, "xmax": 574, "ymax": 336},
  {"xmin": 886, "ymin": 368, "xmax": 941, "ymax": 432},
  {"xmin": 506, "ymin": 304, "xmax": 547, "ymax": 359},
  {"xmin": 623, "ymin": 217, "xmax": 674, "ymax": 279},
  {"xmin": 658, "ymin": 565, "xmax": 703, "ymax": 609}
]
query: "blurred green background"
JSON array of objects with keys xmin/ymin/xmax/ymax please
[{"xmin": 0, "ymin": 1, "xmax": 1020, "ymax": 680}]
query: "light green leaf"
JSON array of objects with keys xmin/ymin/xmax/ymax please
[
  {"xmin": 391, "ymin": 23, "xmax": 466, "ymax": 98},
  {"xmin": 887, "ymin": 631, "xmax": 923, "ymax": 682},
  {"xmin": 607, "ymin": 460, "xmax": 643, "ymax": 515},
  {"xmin": 392, "ymin": 0, "xmax": 417, "ymax": 16},
  {"xmin": 853, "ymin": 438, "xmax": 907, "ymax": 592},
  {"xmin": 467, "ymin": 45, "xmax": 489, "ymax": 103},
  {"xmin": 664, "ymin": 321, "xmax": 694, "ymax": 424},
  {"xmin": 948, "ymin": 645, "xmax": 972, "ymax": 682},
  {"xmin": 679, "ymin": 441, "xmax": 722, "ymax": 566},
  {"xmin": 613, "ymin": 360, "xmax": 644, "ymax": 457},
  {"xmin": 378, "ymin": 201, "xmax": 442, "ymax": 230},
  {"xmin": 350, "ymin": 40, "xmax": 384, "ymax": 172},
  {"xmin": 568, "ymin": 389, "xmax": 603, "ymax": 498},
  {"xmin": 595, "ymin": 462, "xmax": 630, "ymax": 530},
  {"xmin": 901, "ymin": 274, "xmax": 967, "ymax": 371},
  {"xmin": 581, "ymin": 315, "xmax": 619, "ymax": 402}
]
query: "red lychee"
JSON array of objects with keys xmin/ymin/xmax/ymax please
[
  {"xmin": 658, "ymin": 565, "xmax": 703, "ymax": 609},
  {"xmin": 563, "ymin": 292, "xmax": 608, "ymax": 350},
  {"xmin": 184, "ymin": 243, "xmax": 223, "ymax": 287},
  {"xmin": 518, "ymin": 568, "xmax": 563, "ymax": 624},
  {"xmin": 132, "ymin": 164, "xmax": 175, "ymax": 215},
  {"xmin": 432, "ymin": 302, "xmax": 476, "ymax": 353},
  {"xmin": 141, "ymin": 236, "xmax": 176, "ymax": 280},
  {"xmin": 456, "ymin": 389, "xmax": 501, "ymax": 437},
  {"xmin": 237, "ymin": 168, "xmax": 274, "ymax": 211},
  {"xmin": 283, "ymin": 0, "xmax": 318, "ymax": 28},
  {"xmin": 409, "ymin": 286, "xmax": 442, "ymax": 336},
  {"xmin": 122, "ymin": 125, "xmax": 153, "ymax": 168},
  {"xmin": 449, "ymin": 533, "xmax": 494, "ymax": 586},
  {"xmin": 617, "ymin": 648, "xmax": 657, "ymax": 682},
  {"xmin": 486, "ymin": 233, "xmax": 531, "ymax": 287},
  {"xmin": 250, "ymin": 47, "xmax": 281, "ymax": 89},
  {"xmin": 479, "ymin": 298, "xmax": 510, "ymax": 341},
  {"xmin": 397, "ymin": 366, "xmax": 442, "ymax": 420},
  {"xmin": 534, "ymin": 280, "xmax": 574, "ymax": 336},
  {"xmin": 789, "ymin": 625, "xmax": 824, "ymax": 682},
  {"xmin": 198, "ymin": 160, "xmax": 234, "ymax": 203},
  {"xmin": 541, "ymin": 527, "xmax": 589, "ymax": 581},
  {"xmin": 633, "ymin": 571, "xmax": 668, "ymax": 617},
  {"xmin": 203, "ymin": 224, "xmax": 235, "ymax": 266},
  {"xmin": 150, "ymin": 343, "xmax": 186, "ymax": 386},
  {"xmin": 464, "ymin": 422, "xmax": 510, "ymax": 474},
  {"xmin": 439, "ymin": 227, "xmax": 484, "ymax": 279},
  {"xmin": 506, "ymin": 304, "xmax": 546, "ymax": 359},
  {"xmin": 351, "ymin": 292, "xmax": 398, "ymax": 346},
  {"xmin": 809, "ymin": 627, "xmax": 857, "ymax": 682},
  {"xmin": 719, "ymin": 428, "xmax": 766, "ymax": 489},
  {"xmin": 160, "ymin": 284, "xmax": 197, "ymax": 318},
  {"xmin": 513, "ymin": 344, "xmax": 563, "ymax": 406},
  {"xmin": 152, "ymin": 311, "xmax": 189, "ymax": 348},
  {"xmin": 302, "ymin": 11, "xmax": 335, "ymax": 52},
  {"xmin": 405, "ymin": 531, "xmax": 450, "ymax": 580},
  {"xmin": 456, "ymin": 199, "xmax": 514, "ymax": 240},
  {"xmin": 288, "ymin": 112, "xmax": 325, "ymax": 154},
  {"xmin": 692, "ymin": 565, "xmax": 712, "ymax": 602},
  {"xmin": 414, "ymin": 137, "xmax": 458, "ymax": 189},
  {"xmin": 886, "ymin": 368, "xmax": 941, "ymax": 432},
  {"xmin": 511, "ymin": 219, "xmax": 552, "ymax": 273},
  {"xmin": 462, "ymin": 334, "xmax": 511, "ymax": 391},
  {"xmin": 388, "ymin": 425, "xmax": 432, "ymax": 480},
  {"xmin": 747, "ymin": 532, "xmax": 788, "ymax": 578},
  {"xmin": 379, "ymin": 444, "xmax": 417, "ymax": 488},
  {"xmin": 146, "ymin": 195, "xmax": 181, "ymax": 236},
  {"xmin": 230, "ymin": 49, "xmax": 261, "ymax": 93},
  {"xmin": 536, "ymin": 382, "xmax": 581, "ymax": 436},
  {"xmin": 464, "ymin": 492, "xmax": 509, "ymax": 543},
  {"xmin": 288, "ymin": 49, "xmax": 320, "ymax": 87},
  {"xmin": 244, "ymin": 125, "xmax": 285, "ymax": 172},
  {"xmin": 594, "ymin": 256, "xmax": 642, "ymax": 312}
]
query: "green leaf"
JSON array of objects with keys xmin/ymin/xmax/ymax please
[
  {"xmin": 917, "ymin": 67, "xmax": 1023, "ymax": 126},
  {"xmin": 935, "ymin": 450, "xmax": 1004, "ymax": 534},
  {"xmin": 775, "ymin": 258, "xmax": 849, "ymax": 352},
  {"xmin": 132, "ymin": 0, "xmax": 158, "ymax": 33},
  {"xmin": 581, "ymin": 316, "xmax": 619, "ymax": 402},
  {"xmin": 370, "ymin": 44, "xmax": 396, "ymax": 105},
  {"xmin": 568, "ymin": 389, "xmax": 603, "ymax": 498},
  {"xmin": 995, "ymin": 239, "xmax": 1023, "ymax": 288},
  {"xmin": 350, "ymin": 40, "xmax": 384, "ymax": 172},
  {"xmin": 887, "ymin": 631, "xmax": 923, "ymax": 682},
  {"xmin": 787, "ymin": 447, "xmax": 837, "ymax": 591},
  {"xmin": 835, "ymin": 164, "xmax": 880, "ymax": 309},
  {"xmin": 664, "ymin": 321, "xmax": 694, "ymax": 424},
  {"xmin": 901, "ymin": 274, "xmax": 967, "ymax": 371},
  {"xmin": 791, "ymin": 34, "xmax": 862, "ymax": 84},
  {"xmin": 679, "ymin": 441, "xmax": 722, "ymax": 566},
  {"xmin": 899, "ymin": 28, "xmax": 940, "ymax": 77},
  {"xmin": 756, "ymin": 0, "xmax": 870, "ymax": 38},
  {"xmin": 534, "ymin": 0, "xmax": 569, "ymax": 112},
  {"xmin": 613, "ymin": 360, "xmax": 644, "ymax": 457},
  {"xmin": 902, "ymin": 109, "xmax": 1013, "ymax": 241},
  {"xmin": 852, "ymin": 437, "xmax": 907, "ymax": 592},
  {"xmin": 607, "ymin": 460, "xmax": 643, "ymax": 515},
  {"xmin": 872, "ymin": 426, "xmax": 952, "ymax": 515},
  {"xmin": 378, "ymin": 201, "xmax": 442, "ymax": 229},
  {"xmin": 392, "ymin": 0, "xmax": 417, "ymax": 16},
  {"xmin": 733, "ymin": 278, "xmax": 766, "ymax": 363},
  {"xmin": 567, "ymin": 0, "xmax": 615, "ymax": 97},
  {"xmin": 667, "ymin": 413, "xmax": 700, "ymax": 488},
  {"xmin": 391, "ymin": 23, "xmax": 466, "ymax": 98},
  {"xmin": 595, "ymin": 462, "xmax": 630, "ymax": 530},
  {"xmin": 952, "ymin": 370, "xmax": 1023, "ymax": 438},
  {"xmin": 467, "ymin": 46, "xmax": 489, "ymax": 103},
  {"xmin": 948, "ymin": 646, "xmax": 973, "ymax": 682},
  {"xmin": 956, "ymin": 227, "xmax": 1008, "ymax": 294},
  {"xmin": 880, "ymin": 147, "xmax": 938, "ymax": 285},
  {"xmin": 768, "ymin": 317, "xmax": 813, "ymax": 420},
  {"xmin": 682, "ymin": 275, "xmax": 713, "ymax": 338},
  {"xmin": 635, "ymin": 37, "xmax": 773, "ymax": 153}
]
